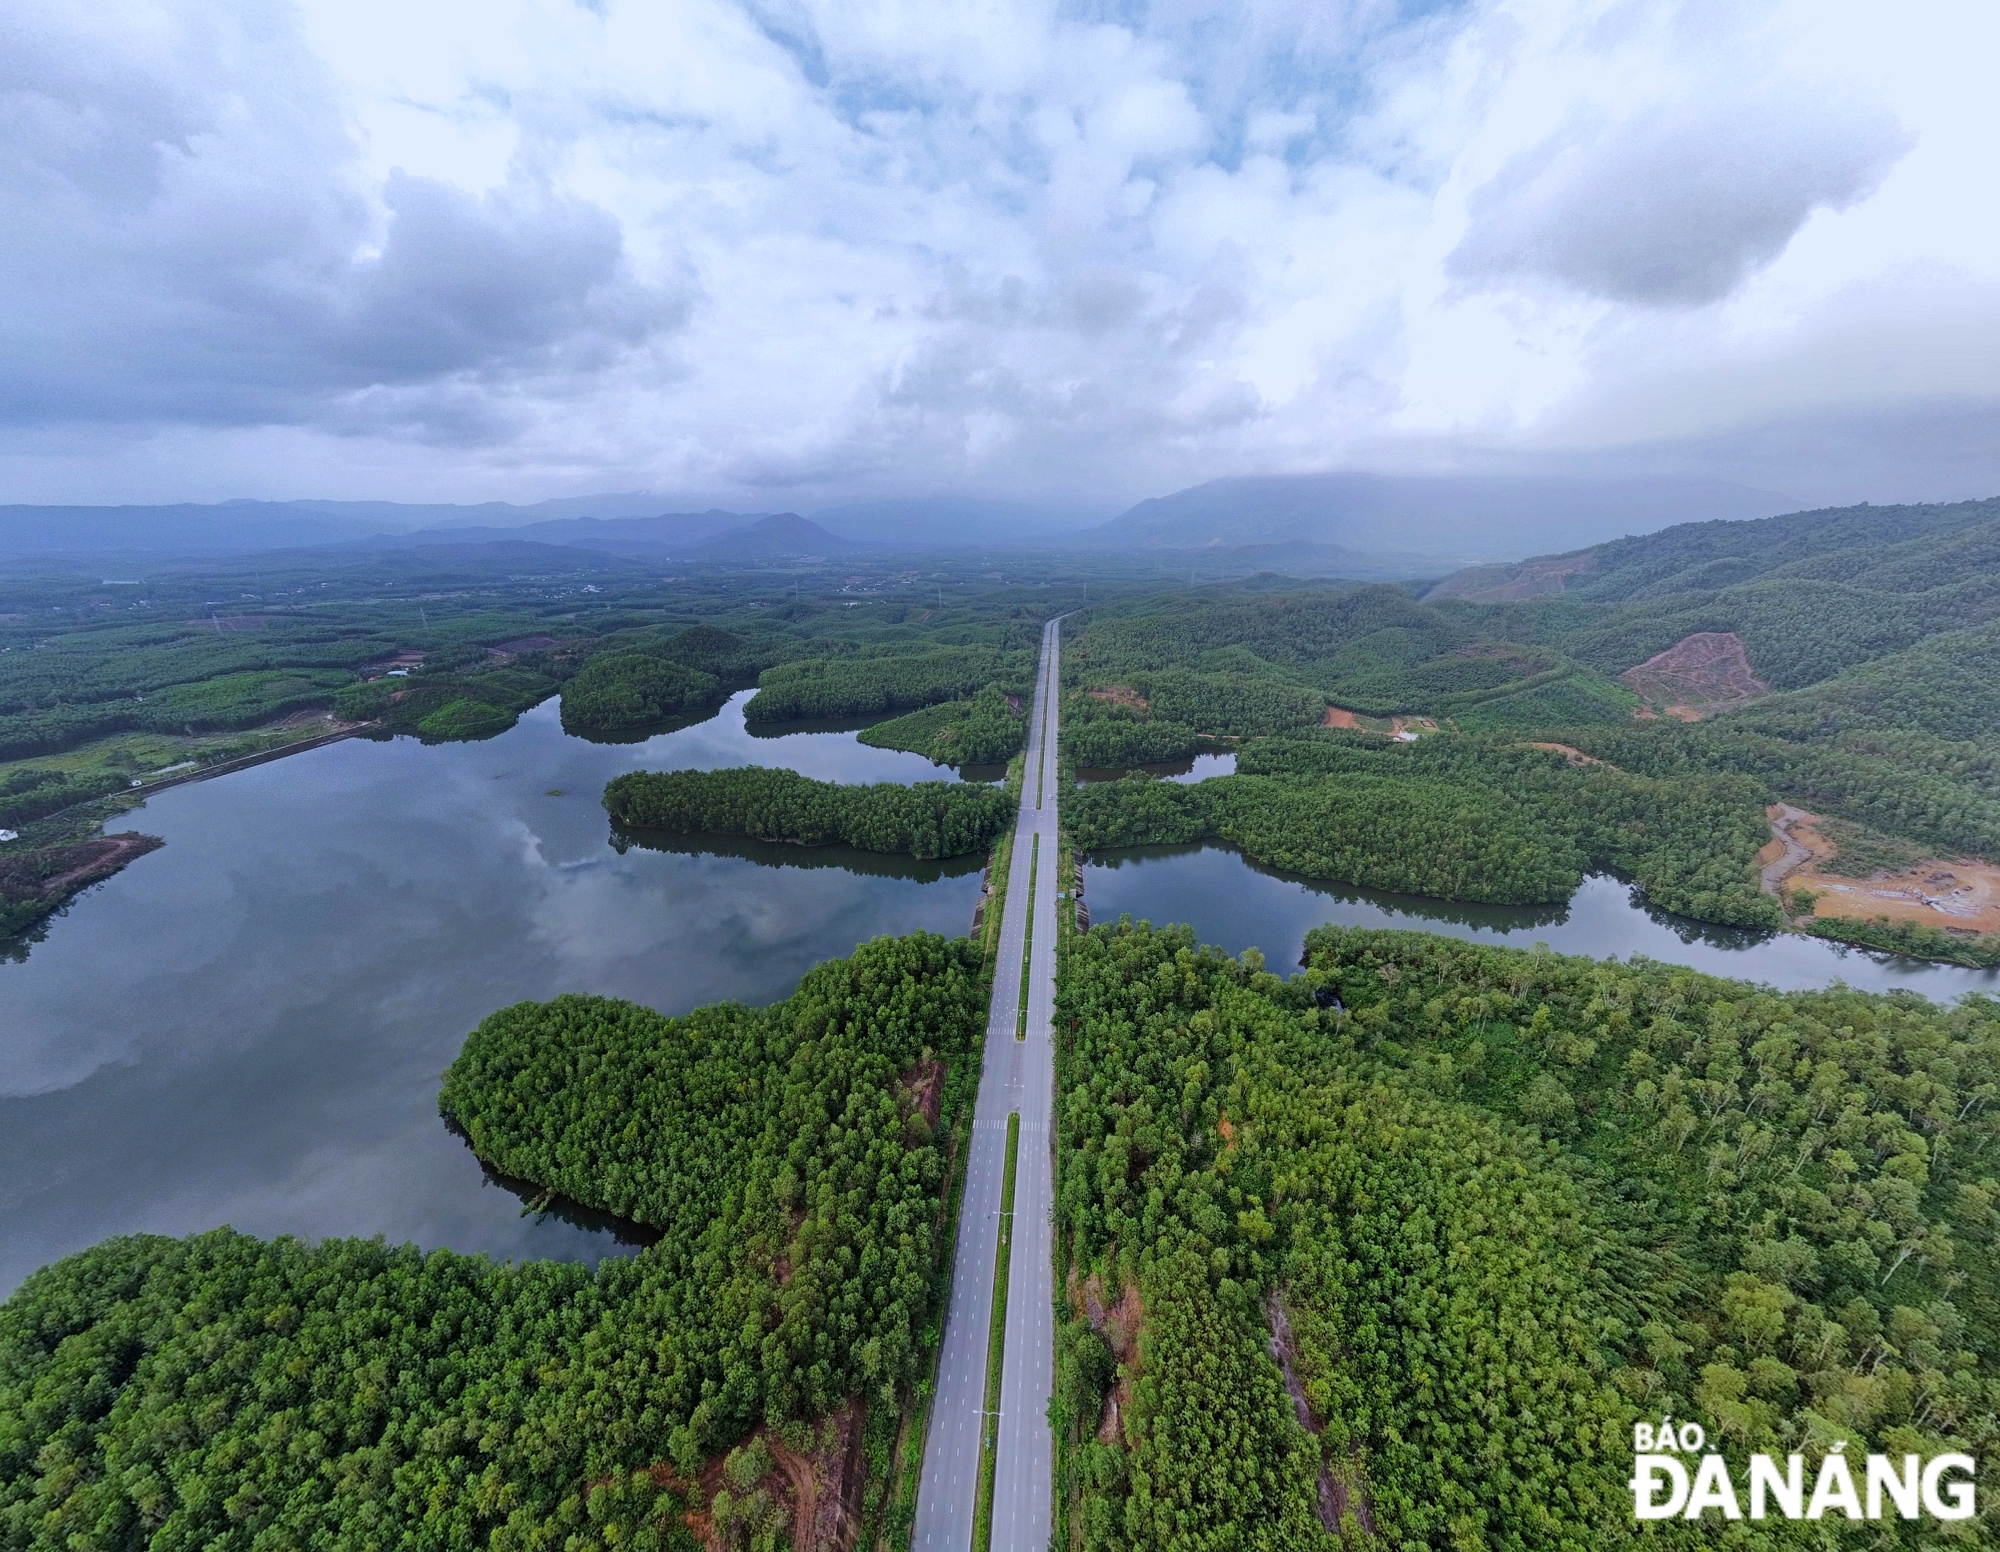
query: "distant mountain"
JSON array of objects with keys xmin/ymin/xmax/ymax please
[
  {"xmin": 355, "ymin": 510, "xmax": 751, "ymax": 556},
  {"xmin": 0, "ymin": 502, "xmax": 383, "ymax": 558},
  {"xmin": 693, "ymin": 513, "xmax": 860, "ymax": 560},
  {"xmin": 0, "ymin": 494, "xmax": 727, "ymax": 559},
  {"xmin": 1092, "ymin": 473, "xmax": 1789, "ymax": 562},
  {"xmin": 810, "ymin": 497, "xmax": 1079, "ymax": 547}
]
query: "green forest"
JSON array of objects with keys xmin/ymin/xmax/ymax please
[
  {"xmin": 858, "ymin": 684, "xmax": 1025, "ymax": 766},
  {"xmin": 0, "ymin": 932, "xmax": 984, "ymax": 1552},
  {"xmin": 603, "ymin": 766, "xmax": 1012, "ymax": 860},
  {"xmin": 1052, "ymin": 920, "xmax": 2000, "ymax": 1550},
  {"xmin": 745, "ymin": 648, "xmax": 1031, "ymax": 724},
  {"xmin": 1054, "ymin": 500, "xmax": 2000, "ymax": 958},
  {"xmin": 1070, "ymin": 732, "xmax": 1779, "ymax": 925},
  {"xmin": 560, "ymin": 653, "xmax": 724, "ymax": 736}
]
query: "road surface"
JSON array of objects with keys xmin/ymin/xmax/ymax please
[{"xmin": 914, "ymin": 616, "xmax": 1062, "ymax": 1552}]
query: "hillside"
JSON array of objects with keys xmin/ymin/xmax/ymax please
[
  {"xmin": 1092, "ymin": 472, "xmax": 1784, "ymax": 560},
  {"xmin": 1064, "ymin": 496, "xmax": 2000, "ymax": 957},
  {"xmin": 1427, "ymin": 495, "xmax": 2000, "ymax": 604},
  {"xmin": 358, "ymin": 508, "xmax": 749, "ymax": 555},
  {"xmin": 1053, "ymin": 923, "xmax": 2000, "ymax": 1549}
]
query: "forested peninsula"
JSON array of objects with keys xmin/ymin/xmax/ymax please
[
  {"xmin": 603, "ymin": 766, "xmax": 1012, "ymax": 860},
  {"xmin": 857, "ymin": 683, "xmax": 1025, "ymax": 766},
  {"xmin": 1051, "ymin": 921, "xmax": 2000, "ymax": 1550},
  {"xmin": 0, "ymin": 933, "xmax": 985, "ymax": 1550},
  {"xmin": 744, "ymin": 647, "xmax": 1029, "ymax": 723},
  {"xmin": 1070, "ymin": 733, "xmax": 1778, "ymax": 923}
]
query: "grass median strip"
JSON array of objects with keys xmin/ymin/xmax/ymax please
[
  {"xmin": 1016, "ymin": 834, "xmax": 1038, "ymax": 1040},
  {"xmin": 971, "ymin": 1111, "xmax": 1020, "ymax": 1552}
]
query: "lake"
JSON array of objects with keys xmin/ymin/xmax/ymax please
[
  {"xmin": 1082, "ymin": 842, "xmax": 2000, "ymax": 1000},
  {"xmin": 0, "ymin": 691, "xmax": 986, "ymax": 1295},
  {"xmin": 11, "ymin": 699, "xmax": 1993, "ymax": 1297}
]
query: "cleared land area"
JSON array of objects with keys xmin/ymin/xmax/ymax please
[
  {"xmin": 1618, "ymin": 630, "xmax": 1766, "ymax": 717},
  {"xmin": 1762, "ymin": 804, "xmax": 2000, "ymax": 936}
]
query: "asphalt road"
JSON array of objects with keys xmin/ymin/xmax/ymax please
[{"xmin": 914, "ymin": 617, "xmax": 1062, "ymax": 1552}]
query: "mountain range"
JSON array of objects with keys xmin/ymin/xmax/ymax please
[{"xmin": 0, "ymin": 472, "xmax": 1793, "ymax": 566}]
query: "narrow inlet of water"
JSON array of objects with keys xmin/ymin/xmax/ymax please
[{"xmin": 1082, "ymin": 842, "xmax": 2000, "ymax": 1001}]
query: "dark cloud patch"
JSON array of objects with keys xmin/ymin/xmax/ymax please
[
  {"xmin": 0, "ymin": 5, "xmax": 684, "ymax": 437},
  {"xmin": 1447, "ymin": 89, "xmax": 1909, "ymax": 306},
  {"xmin": 339, "ymin": 175, "xmax": 680, "ymax": 380}
]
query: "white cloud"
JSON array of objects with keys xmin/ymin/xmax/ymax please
[{"xmin": 1, "ymin": 0, "xmax": 1997, "ymax": 508}]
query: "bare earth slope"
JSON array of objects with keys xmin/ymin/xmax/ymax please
[{"xmin": 1619, "ymin": 631, "xmax": 1766, "ymax": 717}]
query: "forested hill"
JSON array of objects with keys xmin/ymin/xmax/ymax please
[
  {"xmin": 1427, "ymin": 494, "xmax": 2000, "ymax": 606},
  {"xmin": 1064, "ymin": 497, "xmax": 2000, "ymax": 958}
]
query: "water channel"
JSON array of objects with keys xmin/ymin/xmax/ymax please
[
  {"xmin": 1083, "ymin": 843, "xmax": 2000, "ymax": 1000},
  {"xmin": 6, "ymin": 697, "xmax": 1993, "ymax": 1295}
]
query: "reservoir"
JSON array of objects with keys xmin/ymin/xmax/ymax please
[
  {"xmin": 0, "ymin": 692, "xmax": 986, "ymax": 1295},
  {"xmin": 9, "ymin": 694, "xmax": 1994, "ymax": 1295}
]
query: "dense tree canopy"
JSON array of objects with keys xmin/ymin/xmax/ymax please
[
  {"xmin": 745, "ymin": 648, "xmax": 1029, "ymax": 723},
  {"xmin": 1, "ymin": 933, "xmax": 984, "ymax": 1552},
  {"xmin": 858, "ymin": 683, "xmax": 1024, "ymax": 765},
  {"xmin": 603, "ymin": 765, "xmax": 1011, "ymax": 860},
  {"xmin": 559, "ymin": 652, "xmax": 724, "ymax": 736},
  {"xmin": 1073, "ymin": 732, "xmax": 1780, "ymax": 927},
  {"xmin": 1053, "ymin": 921, "xmax": 2000, "ymax": 1550}
]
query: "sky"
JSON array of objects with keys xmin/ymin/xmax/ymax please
[{"xmin": 2, "ymin": 0, "xmax": 1996, "ymax": 514}]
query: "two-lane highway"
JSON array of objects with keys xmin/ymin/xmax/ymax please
[{"xmin": 914, "ymin": 616, "xmax": 1062, "ymax": 1552}]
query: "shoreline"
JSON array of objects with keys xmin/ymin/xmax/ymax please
[
  {"xmin": 2, "ymin": 720, "xmax": 375, "ymax": 949},
  {"xmin": 120, "ymin": 720, "xmax": 373, "ymax": 800}
]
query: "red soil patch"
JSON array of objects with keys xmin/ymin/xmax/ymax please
[
  {"xmin": 1078, "ymin": 1273, "xmax": 1145, "ymax": 1445},
  {"xmin": 0, "ymin": 832, "xmax": 163, "ymax": 903},
  {"xmin": 1619, "ymin": 632, "xmax": 1766, "ymax": 718},
  {"xmin": 643, "ymin": 1399, "xmax": 867, "ymax": 1552},
  {"xmin": 1324, "ymin": 707, "xmax": 1436, "ymax": 738},
  {"xmin": 1523, "ymin": 741, "xmax": 1616, "ymax": 770},
  {"xmin": 1088, "ymin": 685, "xmax": 1151, "ymax": 715},
  {"xmin": 897, "ymin": 1057, "xmax": 945, "ymax": 1133},
  {"xmin": 1774, "ymin": 808, "xmax": 2000, "ymax": 935}
]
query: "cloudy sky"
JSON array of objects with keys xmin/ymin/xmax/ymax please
[{"xmin": 3, "ymin": 0, "xmax": 1995, "ymax": 512}]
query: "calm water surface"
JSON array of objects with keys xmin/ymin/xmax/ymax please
[
  {"xmin": 1084, "ymin": 843, "xmax": 2000, "ymax": 1000},
  {"xmin": 1074, "ymin": 751, "xmax": 1237, "ymax": 784},
  {"xmin": 0, "ymin": 692, "xmax": 986, "ymax": 1294}
]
